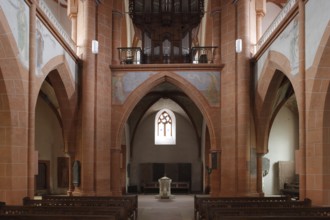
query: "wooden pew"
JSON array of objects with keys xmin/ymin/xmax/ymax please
[
  {"xmin": 194, "ymin": 195, "xmax": 292, "ymax": 220},
  {"xmin": 0, "ymin": 205, "xmax": 125, "ymax": 220},
  {"xmin": 206, "ymin": 206, "xmax": 330, "ymax": 220},
  {"xmin": 23, "ymin": 197, "xmax": 134, "ymax": 220},
  {"xmin": 41, "ymin": 195, "xmax": 138, "ymax": 220},
  {"xmin": 201, "ymin": 198, "xmax": 311, "ymax": 220},
  {"xmin": 0, "ymin": 214, "xmax": 116, "ymax": 220}
]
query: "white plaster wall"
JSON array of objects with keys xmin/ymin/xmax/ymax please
[
  {"xmin": 263, "ymin": 3, "xmax": 281, "ymax": 34},
  {"xmin": 130, "ymin": 112, "xmax": 202, "ymax": 192},
  {"xmin": 256, "ymin": 0, "xmax": 330, "ymax": 83},
  {"xmin": 37, "ymin": 18, "xmax": 78, "ymax": 82},
  {"xmin": 0, "ymin": 0, "xmax": 30, "ymax": 68},
  {"xmin": 40, "ymin": 0, "xmax": 71, "ymax": 35},
  {"xmin": 305, "ymin": 0, "xmax": 330, "ymax": 69},
  {"xmin": 35, "ymin": 96, "xmax": 66, "ymax": 194},
  {"xmin": 257, "ymin": 15, "xmax": 299, "ymax": 79},
  {"xmin": 263, "ymin": 106, "xmax": 298, "ymax": 195}
]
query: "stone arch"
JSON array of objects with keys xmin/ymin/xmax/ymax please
[
  {"xmin": 305, "ymin": 20, "xmax": 330, "ymax": 205},
  {"xmin": 36, "ymin": 55, "xmax": 78, "ymax": 156},
  {"xmin": 255, "ymin": 51, "xmax": 298, "ymax": 154},
  {"xmin": 112, "ymin": 71, "xmax": 219, "ymax": 152}
]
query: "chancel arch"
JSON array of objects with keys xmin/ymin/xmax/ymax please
[{"xmin": 111, "ymin": 70, "xmax": 220, "ymax": 194}]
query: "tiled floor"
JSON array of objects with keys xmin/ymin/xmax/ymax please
[{"xmin": 137, "ymin": 194, "xmax": 194, "ymax": 220}]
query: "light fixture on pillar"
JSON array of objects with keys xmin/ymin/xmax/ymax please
[
  {"xmin": 235, "ymin": 39, "xmax": 242, "ymax": 53},
  {"xmin": 92, "ymin": 40, "xmax": 99, "ymax": 54}
]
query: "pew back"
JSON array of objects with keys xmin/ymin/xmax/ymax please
[
  {"xmin": 0, "ymin": 205, "xmax": 124, "ymax": 220},
  {"xmin": 207, "ymin": 207, "xmax": 330, "ymax": 220},
  {"xmin": 41, "ymin": 195, "xmax": 138, "ymax": 219},
  {"xmin": 194, "ymin": 195, "xmax": 315, "ymax": 220}
]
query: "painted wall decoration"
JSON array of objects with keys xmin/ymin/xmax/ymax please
[
  {"xmin": 112, "ymin": 71, "xmax": 156, "ymax": 104},
  {"xmin": 0, "ymin": 0, "xmax": 29, "ymax": 68},
  {"xmin": 176, "ymin": 71, "xmax": 220, "ymax": 106},
  {"xmin": 256, "ymin": 0, "xmax": 330, "ymax": 82},
  {"xmin": 278, "ymin": 17, "xmax": 299, "ymax": 72},
  {"xmin": 36, "ymin": 18, "xmax": 77, "ymax": 82},
  {"xmin": 257, "ymin": 17, "xmax": 299, "ymax": 79},
  {"xmin": 112, "ymin": 71, "xmax": 220, "ymax": 106}
]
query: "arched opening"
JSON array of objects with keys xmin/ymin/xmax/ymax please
[
  {"xmin": 35, "ymin": 76, "xmax": 69, "ymax": 195},
  {"xmin": 124, "ymin": 82, "xmax": 209, "ymax": 194},
  {"xmin": 261, "ymin": 74, "xmax": 298, "ymax": 197},
  {"xmin": 33, "ymin": 59, "xmax": 78, "ymax": 196}
]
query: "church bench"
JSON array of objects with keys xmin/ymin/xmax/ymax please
[
  {"xmin": 200, "ymin": 198, "xmax": 311, "ymax": 220},
  {"xmin": 194, "ymin": 195, "xmax": 293, "ymax": 220},
  {"xmin": 41, "ymin": 195, "xmax": 138, "ymax": 219},
  {"xmin": 0, "ymin": 214, "xmax": 117, "ymax": 220},
  {"xmin": 206, "ymin": 206, "xmax": 330, "ymax": 220},
  {"xmin": 171, "ymin": 182, "xmax": 190, "ymax": 193},
  {"xmin": 0, "ymin": 205, "xmax": 126, "ymax": 220},
  {"xmin": 143, "ymin": 182, "xmax": 159, "ymax": 193},
  {"xmin": 23, "ymin": 197, "xmax": 134, "ymax": 220}
]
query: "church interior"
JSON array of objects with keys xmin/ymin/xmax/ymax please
[{"xmin": 1, "ymin": 0, "xmax": 330, "ymax": 218}]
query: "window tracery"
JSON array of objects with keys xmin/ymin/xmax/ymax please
[{"xmin": 155, "ymin": 109, "xmax": 176, "ymax": 145}]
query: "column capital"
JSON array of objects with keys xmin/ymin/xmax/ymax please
[
  {"xmin": 255, "ymin": 0, "xmax": 266, "ymax": 13},
  {"xmin": 67, "ymin": 0, "xmax": 78, "ymax": 17}
]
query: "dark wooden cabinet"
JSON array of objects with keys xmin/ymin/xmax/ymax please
[{"xmin": 140, "ymin": 162, "xmax": 191, "ymax": 192}]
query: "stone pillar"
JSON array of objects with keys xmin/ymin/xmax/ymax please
[
  {"xmin": 74, "ymin": 0, "xmax": 96, "ymax": 195},
  {"xmin": 255, "ymin": 0, "xmax": 266, "ymax": 41},
  {"xmin": 235, "ymin": 0, "xmax": 251, "ymax": 196},
  {"xmin": 68, "ymin": 0, "xmax": 78, "ymax": 43},
  {"xmin": 256, "ymin": 153, "xmax": 265, "ymax": 196},
  {"xmin": 112, "ymin": 10, "xmax": 122, "ymax": 64},
  {"xmin": 298, "ymin": 0, "xmax": 306, "ymax": 200},
  {"xmin": 110, "ymin": 148, "xmax": 122, "ymax": 196},
  {"xmin": 93, "ymin": 0, "xmax": 113, "ymax": 196},
  {"xmin": 211, "ymin": 0, "xmax": 221, "ymax": 64},
  {"xmin": 28, "ymin": 0, "xmax": 37, "ymax": 199},
  {"xmin": 219, "ymin": 0, "xmax": 237, "ymax": 197}
]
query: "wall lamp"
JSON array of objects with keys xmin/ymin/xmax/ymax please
[{"xmin": 235, "ymin": 39, "xmax": 242, "ymax": 53}]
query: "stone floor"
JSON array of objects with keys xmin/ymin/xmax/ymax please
[{"xmin": 137, "ymin": 194, "xmax": 194, "ymax": 220}]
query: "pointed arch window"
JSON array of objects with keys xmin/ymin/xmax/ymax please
[{"xmin": 155, "ymin": 109, "xmax": 176, "ymax": 145}]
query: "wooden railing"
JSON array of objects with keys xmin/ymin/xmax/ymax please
[
  {"xmin": 118, "ymin": 46, "xmax": 217, "ymax": 64},
  {"xmin": 191, "ymin": 46, "xmax": 217, "ymax": 64}
]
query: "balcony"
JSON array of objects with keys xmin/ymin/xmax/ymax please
[
  {"xmin": 117, "ymin": 46, "xmax": 217, "ymax": 65},
  {"xmin": 118, "ymin": 47, "xmax": 142, "ymax": 64},
  {"xmin": 191, "ymin": 46, "xmax": 217, "ymax": 64}
]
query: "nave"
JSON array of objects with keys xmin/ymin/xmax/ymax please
[
  {"xmin": 138, "ymin": 195, "xmax": 194, "ymax": 220},
  {"xmin": 2, "ymin": 193, "xmax": 330, "ymax": 219}
]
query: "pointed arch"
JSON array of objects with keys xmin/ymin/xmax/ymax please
[
  {"xmin": 36, "ymin": 55, "xmax": 78, "ymax": 155},
  {"xmin": 112, "ymin": 71, "xmax": 219, "ymax": 152},
  {"xmin": 255, "ymin": 51, "xmax": 298, "ymax": 154}
]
